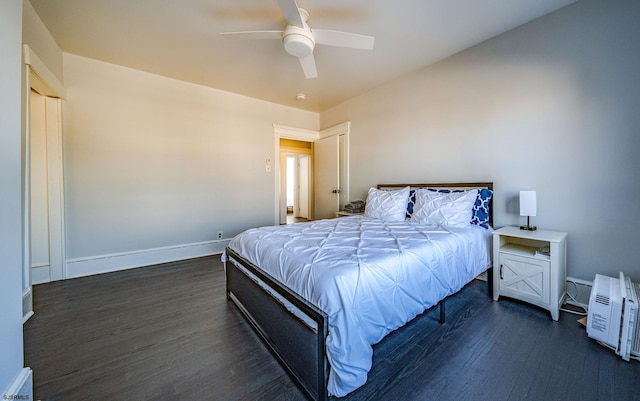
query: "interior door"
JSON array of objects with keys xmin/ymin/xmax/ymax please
[
  {"xmin": 28, "ymin": 88, "xmax": 64, "ymax": 285},
  {"xmin": 314, "ymin": 135, "xmax": 340, "ymax": 220},
  {"xmin": 29, "ymin": 89, "xmax": 51, "ymax": 283}
]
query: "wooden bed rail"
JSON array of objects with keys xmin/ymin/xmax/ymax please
[{"xmin": 225, "ymin": 247, "xmax": 329, "ymax": 401}]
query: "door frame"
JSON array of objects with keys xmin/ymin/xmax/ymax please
[
  {"xmin": 273, "ymin": 122, "xmax": 350, "ymax": 224},
  {"xmin": 23, "ymin": 45, "xmax": 66, "ymax": 321},
  {"xmin": 273, "ymin": 124, "xmax": 319, "ymax": 225}
]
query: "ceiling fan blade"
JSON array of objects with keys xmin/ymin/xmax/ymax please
[
  {"xmin": 220, "ymin": 30, "xmax": 283, "ymax": 40},
  {"xmin": 298, "ymin": 54, "xmax": 318, "ymax": 79},
  {"xmin": 313, "ymin": 29, "xmax": 375, "ymax": 50},
  {"xmin": 277, "ymin": 0, "xmax": 304, "ymax": 28}
]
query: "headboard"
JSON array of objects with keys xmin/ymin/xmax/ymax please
[{"xmin": 377, "ymin": 182, "xmax": 494, "ymax": 228}]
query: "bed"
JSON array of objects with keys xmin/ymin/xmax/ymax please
[{"xmin": 223, "ymin": 182, "xmax": 494, "ymax": 400}]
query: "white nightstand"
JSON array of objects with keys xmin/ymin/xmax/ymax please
[{"xmin": 492, "ymin": 226, "xmax": 568, "ymax": 321}]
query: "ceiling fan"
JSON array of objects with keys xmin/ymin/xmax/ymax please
[{"xmin": 220, "ymin": 0, "xmax": 375, "ymax": 79}]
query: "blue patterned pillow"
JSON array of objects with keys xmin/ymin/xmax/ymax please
[
  {"xmin": 407, "ymin": 189, "xmax": 417, "ymax": 217},
  {"xmin": 471, "ymin": 188, "xmax": 493, "ymax": 228},
  {"xmin": 423, "ymin": 187, "xmax": 493, "ymax": 228}
]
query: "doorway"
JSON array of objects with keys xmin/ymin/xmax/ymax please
[
  {"xmin": 280, "ymin": 139, "xmax": 312, "ymax": 224},
  {"xmin": 273, "ymin": 122, "xmax": 350, "ymax": 225},
  {"xmin": 285, "ymin": 154, "xmax": 310, "ymax": 224},
  {"xmin": 23, "ymin": 46, "xmax": 66, "ymax": 322}
]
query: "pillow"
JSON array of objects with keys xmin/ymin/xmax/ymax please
[
  {"xmin": 410, "ymin": 189, "xmax": 478, "ymax": 227},
  {"xmin": 422, "ymin": 187, "xmax": 493, "ymax": 228},
  {"xmin": 364, "ymin": 186, "xmax": 410, "ymax": 222},
  {"xmin": 470, "ymin": 188, "xmax": 493, "ymax": 228},
  {"xmin": 407, "ymin": 188, "xmax": 418, "ymax": 217}
]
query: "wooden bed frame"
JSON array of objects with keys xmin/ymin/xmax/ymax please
[{"xmin": 225, "ymin": 182, "xmax": 493, "ymax": 401}]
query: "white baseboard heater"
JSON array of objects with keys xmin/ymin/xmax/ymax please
[{"xmin": 587, "ymin": 272, "xmax": 640, "ymax": 361}]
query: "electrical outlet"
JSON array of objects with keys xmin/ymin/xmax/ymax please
[{"xmin": 217, "ymin": 231, "xmax": 223, "ymax": 240}]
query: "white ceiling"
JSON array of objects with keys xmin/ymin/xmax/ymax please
[{"xmin": 29, "ymin": 0, "xmax": 577, "ymax": 112}]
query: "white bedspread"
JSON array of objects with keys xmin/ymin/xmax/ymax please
[{"xmin": 227, "ymin": 215, "xmax": 492, "ymax": 397}]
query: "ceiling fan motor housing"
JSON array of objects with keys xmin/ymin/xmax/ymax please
[
  {"xmin": 283, "ymin": 25, "xmax": 315, "ymax": 57},
  {"xmin": 220, "ymin": 5, "xmax": 373, "ymax": 78}
]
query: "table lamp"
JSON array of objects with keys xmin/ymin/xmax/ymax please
[{"xmin": 519, "ymin": 190, "xmax": 537, "ymax": 231}]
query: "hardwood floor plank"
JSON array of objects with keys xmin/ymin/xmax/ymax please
[{"xmin": 24, "ymin": 256, "xmax": 640, "ymax": 401}]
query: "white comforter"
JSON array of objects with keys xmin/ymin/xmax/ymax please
[{"xmin": 227, "ymin": 215, "xmax": 492, "ymax": 397}]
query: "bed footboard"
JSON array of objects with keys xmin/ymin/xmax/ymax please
[{"xmin": 225, "ymin": 247, "xmax": 329, "ymax": 401}]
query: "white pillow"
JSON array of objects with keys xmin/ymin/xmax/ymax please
[
  {"xmin": 364, "ymin": 186, "xmax": 410, "ymax": 222},
  {"xmin": 410, "ymin": 189, "xmax": 478, "ymax": 227}
]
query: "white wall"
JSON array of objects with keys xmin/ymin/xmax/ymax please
[
  {"xmin": 0, "ymin": 0, "xmax": 30, "ymax": 397},
  {"xmin": 23, "ymin": 0, "xmax": 320, "ymax": 278},
  {"xmin": 321, "ymin": 0, "xmax": 640, "ymax": 282},
  {"xmin": 62, "ymin": 53, "xmax": 318, "ymax": 273},
  {"xmin": 22, "ymin": 0, "xmax": 63, "ymax": 84}
]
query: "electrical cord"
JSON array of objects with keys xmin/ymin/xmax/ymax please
[{"xmin": 560, "ymin": 280, "xmax": 588, "ymax": 316}]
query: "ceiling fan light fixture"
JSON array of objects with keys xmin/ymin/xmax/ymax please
[
  {"xmin": 220, "ymin": 3, "xmax": 374, "ymax": 79},
  {"xmin": 283, "ymin": 26, "xmax": 315, "ymax": 57}
]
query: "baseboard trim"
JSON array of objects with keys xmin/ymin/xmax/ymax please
[
  {"xmin": 22, "ymin": 287, "xmax": 33, "ymax": 324},
  {"xmin": 65, "ymin": 239, "xmax": 230, "ymax": 280},
  {"xmin": 31, "ymin": 264, "xmax": 51, "ymax": 285},
  {"xmin": 2, "ymin": 368, "xmax": 32, "ymax": 401}
]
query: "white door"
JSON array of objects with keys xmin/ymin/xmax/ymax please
[
  {"xmin": 297, "ymin": 155, "xmax": 309, "ymax": 218},
  {"xmin": 29, "ymin": 89, "xmax": 51, "ymax": 282},
  {"xmin": 314, "ymin": 135, "xmax": 340, "ymax": 220},
  {"xmin": 28, "ymin": 89, "xmax": 64, "ymax": 285}
]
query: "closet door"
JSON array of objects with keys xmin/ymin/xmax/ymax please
[
  {"xmin": 29, "ymin": 89, "xmax": 64, "ymax": 285},
  {"xmin": 29, "ymin": 89, "xmax": 51, "ymax": 283}
]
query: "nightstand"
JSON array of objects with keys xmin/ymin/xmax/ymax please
[{"xmin": 492, "ymin": 226, "xmax": 567, "ymax": 321}]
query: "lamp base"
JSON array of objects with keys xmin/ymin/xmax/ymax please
[
  {"xmin": 519, "ymin": 224, "xmax": 537, "ymax": 231},
  {"xmin": 520, "ymin": 216, "xmax": 536, "ymax": 231}
]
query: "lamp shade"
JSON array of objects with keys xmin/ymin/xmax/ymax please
[{"xmin": 519, "ymin": 191, "xmax": 537, "ymax": 217}]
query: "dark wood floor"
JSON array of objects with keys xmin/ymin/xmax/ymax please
[{"xmin": 24, "ymin": 256, "xmax": 639, "ymax": 401}]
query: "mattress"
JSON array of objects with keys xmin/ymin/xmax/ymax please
[{"xmin": 227, "ymin": 215, "xmax": 492, "ymax": 397}]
